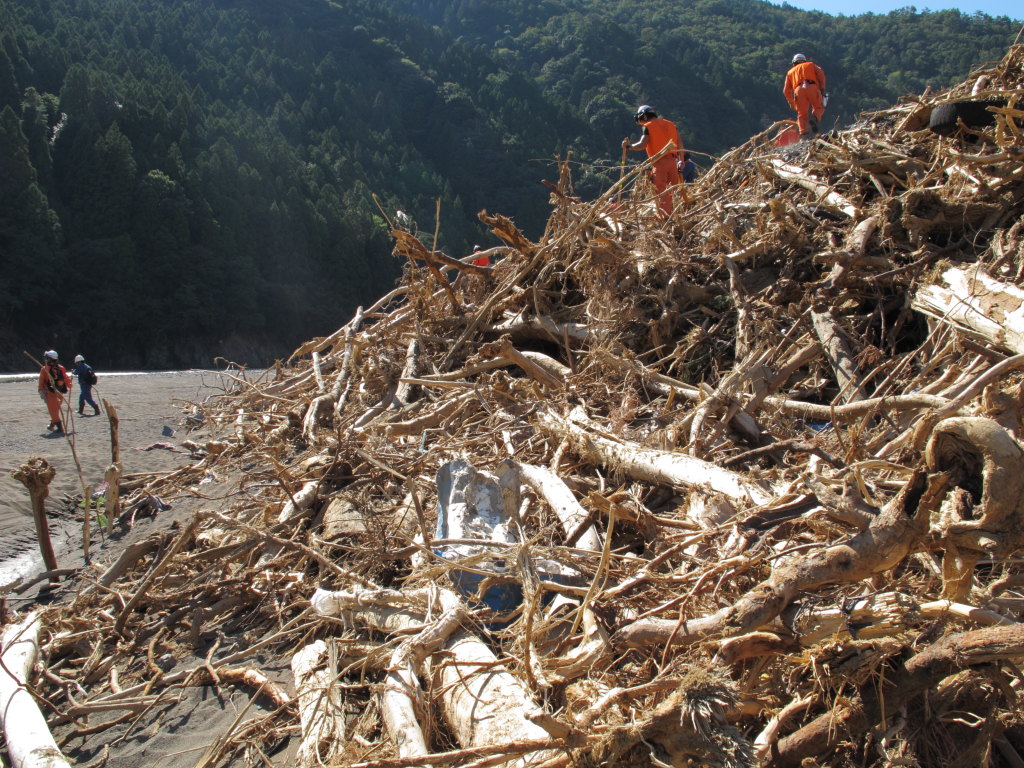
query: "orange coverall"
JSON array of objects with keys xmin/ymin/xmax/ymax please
[
  {"xmin": 783, "ymin": 60, "xmax": 827, "ymax": 135},
  {"xmin": 38, "ymin": 362, "xmax": 72, "ymax": 427},
  {"xmin": 640, "ymin": 117, "xmax": 683, "ymax": 216}
]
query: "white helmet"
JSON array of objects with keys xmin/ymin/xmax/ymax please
[
  {"xmin": 634, "ymin": 104, "xmax": 657, "ymax": 121},
  {"xmin": 44, "ymin": 350, "xmax": 58, "ymax": 360},
  {"xmin": 792, "ymin": 53, "xmax": 807, "ymax": 64},
  {"xmin": 74, "ymin": 355, "xmax": 85, "ymax": 363}
]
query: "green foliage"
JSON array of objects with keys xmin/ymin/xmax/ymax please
[
  {"xmin": 380, "ymin": 0, "xmax": 1019, "ymax": 152},
  {"xmin": 0, "ymin": 0, "xmax": 1017, "ymax": 368},
  {"xmin": 1, "ymin": 0, "xmax": 581, "ymax": 367}
]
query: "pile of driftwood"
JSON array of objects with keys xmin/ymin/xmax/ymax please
[{"xmin": 5, "ymin": 44, "xmax": 1024, "ymax": 768}]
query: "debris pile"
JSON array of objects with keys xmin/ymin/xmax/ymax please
[{"xmin": 6, "ymin": 45, "xmax": 1024, "ymax": 768}]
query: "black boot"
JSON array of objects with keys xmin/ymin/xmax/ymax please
[
  {"xmin": 53, "ymin": 422, "xmax": 64, "ymax": 434},
  {"xmin": 93, "ymin": 405, "xmax": 100, "ymax": 415},
  {"xmin": 78, "ymin": 406, "xmax": 84, "ymax": 415}
]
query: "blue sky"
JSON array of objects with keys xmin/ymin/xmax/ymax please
[{"xmin": 767, "ymin": 0, "xmax": 1023, "ymax": 19}]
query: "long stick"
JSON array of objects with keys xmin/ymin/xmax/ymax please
[{"xmin": 616, "ymin": 143, "xmax": 628, "ymax": 203}]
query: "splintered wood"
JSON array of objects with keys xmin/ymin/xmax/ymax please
[{"xmin": 7, "ymin": 45, "xmax": 1024, "ymax": 768}]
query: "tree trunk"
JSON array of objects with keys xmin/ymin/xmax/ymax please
[
  {"xmin": 0, "ymin": 612, "xmax": 73, "ymax": 768},
  {"xmin": 535, "ymin": 406, "xmax": 775, "ymax": 507}
]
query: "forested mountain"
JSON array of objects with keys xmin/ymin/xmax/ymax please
[
  {"xmin": 380, "ymin": 0, "xmax": 1020, "ymax": 153},
  {"xmin": 0, "ymin": 0, "xmax": 1019, "ymax": 369}
]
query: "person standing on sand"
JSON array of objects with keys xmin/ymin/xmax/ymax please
[
  {"xmin": 71, "ymin": 354, "xmax": 101, "ymax": 416},
  {"xmin": 38, "ymin": 350, "xmax": 72, "ymax": 434}
]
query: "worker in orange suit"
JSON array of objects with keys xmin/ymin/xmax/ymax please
[
  {"xmin": 37, "ymin": 349, "xmax": 72, "ymax": 434},
  {"xmin": 784, "ymin": 53, "xmax": 827, "ymax": 138},
  {"xmin": 622, "ymin": 105, "xmax": 683, "ymax": 217},
  {"xmin": 469, "ymin": 244, "xmax": 489, "ymax": 267}
]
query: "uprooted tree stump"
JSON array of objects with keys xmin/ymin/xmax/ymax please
[{"xmin": 10, "ymin": 458, "xmax": 58, "ymax": 576}]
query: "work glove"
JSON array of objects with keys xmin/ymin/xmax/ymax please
[{"xmin": 621, "ymin": 138, "xmax": 630, "ymax": 148}]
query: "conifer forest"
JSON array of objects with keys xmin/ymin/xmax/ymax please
[{"xmin": 0, "ymin": 0, "xmax": 1019, "ymax": 368}]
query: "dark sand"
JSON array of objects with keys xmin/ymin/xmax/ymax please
[
  {"xmin": 0, "ymin": 370, "xmax": 231, "ymax": 586},
  {"xmin": 1, "ymin": 370, "xmax": 295, "ymax": 768}
]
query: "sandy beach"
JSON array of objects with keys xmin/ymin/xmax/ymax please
[
  {"xmin": 0, "ymin": 370, "xmax": 232, "ymax": 587},
  {"xmin": 1, "ymin": 368, "xmax": 296, "ymax": 768}
]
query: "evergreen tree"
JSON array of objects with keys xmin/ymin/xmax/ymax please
[{"xmin": 0, "ymin": 104, "xmax": 62, "ymax": 328}]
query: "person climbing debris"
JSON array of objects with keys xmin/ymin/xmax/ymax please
[
  {"xmin": 71, "ymin": 354, "xmax": 101, "ymax": 416},
  {"xmin": 470, "ymin": 244, "xmax": 489, "ymax": 267},
  {"xmin": 38, "ymin": 349, "xmax": 72, "ymax": 434},
  {"xmin": 784, "ymin": 53, "xmax": 827, "ymax": 139},
  {"xmin": 622, "ymin": 105, "xmax": 683, "ymax": 217}
]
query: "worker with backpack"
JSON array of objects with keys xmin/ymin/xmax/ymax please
[
  {"xmin": 71, "ymin": 354, "xmax": 101, "ymax": 415},
  {"xmin": 38, "ymin": 350, "xmax": 73, "ymax": 433}
]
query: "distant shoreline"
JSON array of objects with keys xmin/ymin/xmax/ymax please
[{"xmin": 0, "ymin": 368, "xmax": 220, "ymax": 383}]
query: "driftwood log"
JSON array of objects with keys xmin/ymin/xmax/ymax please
[{"xmin": 0, "ymin": 613, "xmax": 72, "ymax": 768}]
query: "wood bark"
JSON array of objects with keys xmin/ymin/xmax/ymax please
[
  {"xmin": 103, "ymin": 462, "xmax": 122, "ymax": 534},
  {"xmin": 277, "ymin": 479, "xmax": 321, "ymax": 524},
  {"xmin": 613, "ymin": 471, "xmax": 934, "ymax": 649},
  {"xmin": 489, "ymin": 312, "xmax": 591, "ymax": 344},
  {"xmin": 515, "ymin": 461, "xmax": 600, "ymax": 551},
  {"xmin": 769, "ymin": 159, "xmax": 859, "ymax": 217},
  {"xmin": 811, "ymin": 308, "xmax": 868, "ymax": 403},
  {"xmin": 384, "ymin": 391, "xmax": 475, "ymax": 437},
  {"xmin": 769, "ymin": 623, "xmax": 1024, "ymax": 767}
]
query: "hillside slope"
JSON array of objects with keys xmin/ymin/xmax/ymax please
[{"xmin": 0, "ymin": 0, "xmax": 1019, "ymax": 371}]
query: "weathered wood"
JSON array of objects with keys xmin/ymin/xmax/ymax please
[
  {"xmin": 0, "ymin": 613, "xmax": 73, "ymax": 768},
  {"xmin": 291, "ymin": 641, "xmax": 345, "ymax": 767},
  {"xmin": 770, "ymin": 623, "xmax": 1024, "ymax": 767},
  {"xmin": 489, "ymin": 311, "xmax": 591, "ymax": 343},
  {"xmin": 516, "ymin": 461, "xmax": 600, "ymax": 551},
  {"xmin": 913, "ymin": 263, "xmax": 1024, "ymax": 354},
  {"xmin": 770, "ymin": 159, "xmax": 859, "ymax": 217},
  {"xmin": 613, "ymin": 471, "xmax": 934, "ymax": 649},
  {"xmin": 535, "ymin": 406, "xmax": 775, "ymax": 507},
  {"xmin": 10, "ymin": 458, "xmax": 58, "ymax": 574},
  {"xmin": 278, "ymin": 479, "xmax": 321, "ymax": 524},
  {"xmin": 384, "ymin": 390, "xmax": 475, "ymax": 437},
  {"xmin": 311, "ymin": 586, "xmax": 556, "ymax": 765},
  {"xmin": 811, "ymin": 308, "xmax": 868, "ymax": 403},
  {"xmin": 103, "ymin": 462, "xmax": 122, "ymax": 534}
]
